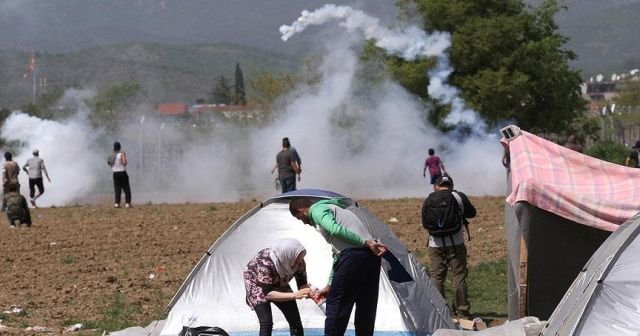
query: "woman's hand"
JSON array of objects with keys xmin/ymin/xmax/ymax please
[{"xmin": 293, "ymin": 287, "xmax": 312, "ymax": 299}]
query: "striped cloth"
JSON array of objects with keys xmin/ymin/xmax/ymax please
[{"xmin": 506, "ymin": 131, "xmax": 640, "ymax": 232}]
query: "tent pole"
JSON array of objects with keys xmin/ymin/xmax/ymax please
[{"xmin": 519, "ymin": 235, "xmax": 528, "ymax": 318}]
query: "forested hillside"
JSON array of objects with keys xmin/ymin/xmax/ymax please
[{"xmin": 0, "ymin": 43, "xmax": 300, "ymax": 109}]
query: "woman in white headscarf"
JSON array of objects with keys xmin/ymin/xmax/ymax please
[{"xmin": 243, "ymin": 238, "xmax": 313, "ymax": 336}]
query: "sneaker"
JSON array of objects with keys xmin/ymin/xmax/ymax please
[
  {"xmin": 114, "ymin": 203, "xmax": 120, "ymax": 208},
  {"xmin": 30, "ymin": 198, "xmax": 36, "ymax": 207},
  {"xmin": 9, "ymin": 224, "xmax": 16, "ymax": 229},
  {"xmin": 124, "ymin": 203, "xmax": 131, "ymax": 208}
]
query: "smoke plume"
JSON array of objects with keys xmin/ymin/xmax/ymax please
[{"xmin": 0, "ymin": 5, "xmax": 505, "ymax": 207}]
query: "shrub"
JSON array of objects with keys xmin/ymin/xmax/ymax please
[{"xmin": 584, "ymin": 141, "xmax": 630, "ymax": 165}]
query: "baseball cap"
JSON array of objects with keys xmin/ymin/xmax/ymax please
[{"xmin": 436, "ymin": 175, "xmax": 453, "ymax": 187}]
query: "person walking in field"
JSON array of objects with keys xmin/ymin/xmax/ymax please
[
  {"xmin": 423, "ymin": 148, "xmax": 446, "ymax": 192},
  {"xmin": 23, "ymin": 149, "xmax": 51, "ymax": 207},
  {"xmin": 271, "ymin": 137, "xmax": 301, "ymax": 193},
  {"xmin": 2, "ymin": 151, "xmax": 20, "ymax": 195},
  {"xmin": 421, "ymin": 175, "xmax": 476, "ymax": 320},
  {"xmin": 108, "ymin": 141, "xmax": 132, "ymax": 208}
]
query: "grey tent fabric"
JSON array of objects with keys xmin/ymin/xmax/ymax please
[
  {"xmin": 157, "ymin": 189, "xmax": 456, "ymax": 335},
  {"xmin": 541, "ymin": 213, "xmax": 640, "ymax": 336}
]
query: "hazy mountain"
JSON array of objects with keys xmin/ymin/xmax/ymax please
[
  {"xmin": 0, "ymin": 43, "xmax": 300, "ymax": 108},
  {"xmin": 1, "ymin": 0, "xmax": 638, "ymax": 78},
  {"xmin": 554, "ymin": 0, "xmax": 640, "ymax": 75},
  {"xmin": 0, "ymin": 0, "xmax": 396, "ymax": 54},
  {"xmin": 519, "ymin": 0, "xmax": 640, "ymax": 75}
]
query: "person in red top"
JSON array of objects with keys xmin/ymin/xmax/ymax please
[{"xmin": 423, "ymin": 148, "xmax": 446, "ymax": 191}]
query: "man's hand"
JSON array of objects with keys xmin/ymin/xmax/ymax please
[
  {"xmin": 310, "ymin": 285, "xmax": 330, "ymax": 302},
  {"xmin": 364, "ymin": 240, "xmax": 387, "ymax": 256}
]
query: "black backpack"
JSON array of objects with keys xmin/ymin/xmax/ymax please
[
  {"xmin": 421, "ymin": 190, "xmax": 464, "ymax": 237},
  {"xmin": 178, "ymin": 326, "xmax": 229, "ymax": 336}
]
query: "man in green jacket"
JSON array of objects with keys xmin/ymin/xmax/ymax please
[{"xmin": 289, "ymin": 197, "xmax": 386, "ymax": 336}]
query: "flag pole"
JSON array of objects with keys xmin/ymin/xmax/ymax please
[{"xmin": 32, "ymin": 57, "xmax": 37, "ymax": 104}]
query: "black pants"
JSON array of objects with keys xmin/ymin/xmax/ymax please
[
  {"xmin": 254, "ymin": 301, "xmax": 304, "ymax": 336},
  {"xmin": 325, "ymin": 248, "xmax": 381, "ymax": 336},
  {"xmin": 29, "ymin": 178, "xmax": 44, "ymax": 199},
  {"xmin": 113, "ymin": 171, "xmax": 131, "ymax": 204}
]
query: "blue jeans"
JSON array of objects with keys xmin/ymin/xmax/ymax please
[{"xmin": 280, "ymin": 176, "xmax": 296, "ymax": 193}]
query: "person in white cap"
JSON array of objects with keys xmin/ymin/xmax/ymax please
[{"xmin": 22, "ymin": 149, "xmax": 51, "ymax": 208}]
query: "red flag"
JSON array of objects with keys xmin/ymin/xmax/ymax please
[{"xmin": 23, "ymin": 55, "xmax": 35, "ymax": 79}]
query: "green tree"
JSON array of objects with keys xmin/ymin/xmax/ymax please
[
  {"xmin": 20, "ymin": 86, "xmax": 68, "ymax": 121},
  {"xmin": 615, "ymin": 78, "xmax": 640, "ymax": 107},
  {"xmin": 247, "ymin": 71, "xmax": 296, "ymax": 119},
  {"xmin": 233, "ymin": 63, "xmax": 247, "ymax": 105},
  {"xmin": 210, "ymin": 76, "xmax": 231, "ymax": 105},
  {"xmin": 90, "ymin": 81, "xmax": 144, "ymax": 132},
  {"xmin": 388, "ymin": 0, "xmax": 585, "ymax": 132}
]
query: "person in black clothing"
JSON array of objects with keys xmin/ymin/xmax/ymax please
[{"xmin": 626, "ymin": 140, "xmax": 640, "ymax": 168}]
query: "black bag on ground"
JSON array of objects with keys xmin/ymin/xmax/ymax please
[
  {"xmin": 421, "ymin": 190, "xmax": 464, "ymax": 237},
  {"xmin": 179, "ymin": 326, "xmax": 230, "ymax": 336}
]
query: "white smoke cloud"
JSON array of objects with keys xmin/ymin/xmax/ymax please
[
  {"xmin": 280, "ymin": 4, "xmax": 488, "ymax": 133},
  {"xmin": 0, "ymin": 5, "xmax": 506, "ymax": 206},
  {"xmin": 1, "ymin": 90, "xmax": 103, "ymax": 206},
  {"xmin": 275, "ymin": 4, "xmax": 504, "ymax": 196}
]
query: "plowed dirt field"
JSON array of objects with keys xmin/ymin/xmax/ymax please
[{"xmin": 0, "ymin": 196, "xmax": 506, "ymax": 335}]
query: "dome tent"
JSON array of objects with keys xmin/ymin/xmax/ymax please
[
  {"xmin": 153, "ymin": 189, "xmax": 456, "ymax": 335},
  {"xmin": 541, "ymin": 213, "xmax": 640, "ymax": 336}
]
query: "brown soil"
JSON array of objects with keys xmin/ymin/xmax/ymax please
[{"xmin": 0, "ymin": 196, "xmax": 506, "ymax": 335}]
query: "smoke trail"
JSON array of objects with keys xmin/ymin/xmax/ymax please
[
  {"xmin": 280, "ymin": 4, "xmax": 487, "ymax": 133},
  {"xmin": 275, "ymin": 4, "xmax": 503, "ymax": 196}
]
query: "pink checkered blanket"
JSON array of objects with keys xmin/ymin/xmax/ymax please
[{"xmin": 506, "ymin": 131, "xmax": 640, "ymax": 232}]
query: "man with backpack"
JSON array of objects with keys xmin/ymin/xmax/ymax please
[{"xmin": 421, "ymin": 175, "xmax": 476, "ymax": 320}]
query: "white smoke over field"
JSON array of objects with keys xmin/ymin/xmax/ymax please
[
  {"xmin": 275, "ymin": 4, "xmax": 504, "ymax": 197},
  {"xmin": 0, "ymin": 5, "xmax": 505, "ymax": 206},
  {"xmin": 1, "ymin": 90, "xmax": 103, "ymax": 206}
]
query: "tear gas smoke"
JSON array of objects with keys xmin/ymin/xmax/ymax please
[
  {"xmin": 280, "ymin": 4, "xmax": 488, "ymax": 133},
  {"xmin": 277, "ymin": 5, "xmax": 504, "ymax": 196},
  {"xmin": 0, "ymin": 6, "xmax": 505, "ymax": 206},
  {"xmin": 1, "ymin": 90, "xmax": 103, "ymax": 207}
]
